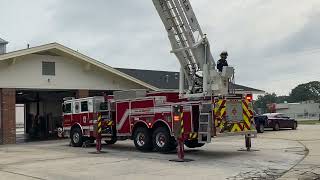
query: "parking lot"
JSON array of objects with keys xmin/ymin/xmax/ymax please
[{"xmin": 0, "ymin": 125, "xmax": 319, "ymax": 180}]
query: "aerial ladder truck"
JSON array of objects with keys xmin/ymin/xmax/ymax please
[{"xmin": 62, "ymin": 0, "xmax": 257, "ymax": 153}]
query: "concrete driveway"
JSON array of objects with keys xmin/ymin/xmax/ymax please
[{"xmin": 0, "ymin": 125, "xmax": 318, "ymax": 180}]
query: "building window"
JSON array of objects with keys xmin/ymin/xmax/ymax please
[
  {"xmin": 42, "ymin": 61, "xmax": 55, "ymax": 75},
  {"xmin": 81, "ymin": 101, "xmax": 88, "ymax": 112}
]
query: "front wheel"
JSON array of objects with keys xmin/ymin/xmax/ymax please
[
  {"xmin": 257, "ymin": 123, "xmax": 265, "ymax": 133},
  {"xmin": 70, "ymin": 127, "xmax": 83, "ymax": 147},
  {"xmin": 273, "ymin": 123, "xmax": 280, "ymax": 131},
  {"xmin": 292, "ymin": 122, "xmax": 297, "ymax": 130},
  {"xmin": 133, "ymin": 126, "xmax": 152, "ymax": 152},
  {"xmin": 152, "ymin": 127, "xmax": 173, "ymax": 152}
]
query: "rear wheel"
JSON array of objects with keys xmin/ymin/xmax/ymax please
[
  {"xmin": 185, "ymin": 140, "xmax": 205, "ymax": 148},
  {"xmin": 133, "ymin": 126, "xmax": 152, "ymax": 152},
  {"xmin": 70, "ymin": 127, "xmax": 83, "ymax": 147},
  {"xmin": 152, "ymin": 127, "xmax": 173, "ymax": 152},
  {"xmin": 257, "ymin": 123, "xmax": 265, "ymax": 133},
  {"xmin": 105, "ymin": 138, "xmax": 117, "ymax": 145},
  {"xmin": 273, "ymin": 123, "xmax": 280, "ymax": 131},
  {"xmin": 292, "ymin": 122, "xmax": 297, "ymax": 130}
]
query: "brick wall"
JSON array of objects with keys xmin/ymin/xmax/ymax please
[
  {"xmin": 76, "ymin": 89, "xmax": 89, "ymax": 98},
  {"xmin": 0, "ymin": 88, "xmax": 16, "ymax": 144}
]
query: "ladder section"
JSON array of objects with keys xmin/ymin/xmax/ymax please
[
  {"xmin": 152, "ymin": 0, "xmax": 205, "ymax": 93},
  {"xmin": 198, "ymin": 103, "xmax": 212, "ymax": 143}
]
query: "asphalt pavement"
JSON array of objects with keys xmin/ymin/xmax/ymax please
[{"xmin": 0, "ymin": 125, "xmax": 318, "ymax": 180}]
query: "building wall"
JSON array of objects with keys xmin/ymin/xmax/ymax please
[
  {"xmin": 276, "ymin": 102, "xmax": 320, "ymax": 120},
  {"xmin": 0, "ymin": 54, "xmax": 145, "ymax": 90},
  {"xmin": 0, "ymin": 88, "xmax": 16, "ymax": 144}
]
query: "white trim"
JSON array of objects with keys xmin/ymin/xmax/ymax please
[
  {"xmin": 117, "ymin": 109, "xmax": 130, "ymax": 130},
  {"xmin": 0, "ymin": 43, "xmax": 159, "ymax": 91}
]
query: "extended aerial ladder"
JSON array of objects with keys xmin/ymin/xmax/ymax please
[{"xmin": 152, "ymin": 0, "xmax": 235, "ymax": 98}]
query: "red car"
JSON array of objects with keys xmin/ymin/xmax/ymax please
[{"xmin": 263, "ymin": 113, "xmax": 298, "ymax": 131}]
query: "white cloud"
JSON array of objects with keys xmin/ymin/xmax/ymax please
[{"xmin": 0, "ymin": 0, "xmax": 319, "ymax": 95}]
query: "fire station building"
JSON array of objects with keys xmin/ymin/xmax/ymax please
[
  {"xmin": 0, "ymin": 39, "xmax": 264, "ymax": 144},
  {"xmin": 0, "ymin": 40, "xmax": 158, "ymax": 144}
]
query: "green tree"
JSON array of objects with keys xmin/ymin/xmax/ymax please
[
  {"xmin": 289, "ymin": 81, "xmax": 320, "ymax": 102},
  {"xmin": 253, "ymin": 93, "xmax": 278, "ymax": 114}
]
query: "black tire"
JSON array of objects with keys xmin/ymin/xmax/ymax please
[
  {"xmin": 185, "ymin": 140, "xmax": 205, "ymax": 148},
  {"xmin": 152, "ymin": 127, "xmax": 173, "ymax": 152},
  {"xmin": 257, "ymin": 123, "xmax": 265, "ymax": 133},
  {"xmin": 133, "ymin": 126, "xmax": 152, "ymax": 152},
  {"xmin": 273, "ymin": 123, "xmax": 280, "ymax": 131},
  {"xmin": 292, "ymin": 122, "xmax": 297, "ymax": 130},
  {"xmin": 70, "ymin": 127, "xmax": 83, "ymax": 147},
  {"xmin": 105, "ymin": 138, "xmax": 117, "ymax": 145},
  {"xmin": 105, "ymin": 128, "xmax": 117, "ymax": 145}
]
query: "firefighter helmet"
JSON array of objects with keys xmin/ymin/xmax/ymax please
[{"xmin": 220, "ymin": 51, "xmax": 228, "ymax": 56}]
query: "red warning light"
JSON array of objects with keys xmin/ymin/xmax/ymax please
[{"xmin": 246, "ymin": 94, "xmax": 253, "ymax": 102}]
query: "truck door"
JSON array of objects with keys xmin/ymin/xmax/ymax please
[
  {"xmin": 79, "ymin": 100, "xmax": 90, "ymax": 126},
  {"xmin": 62, "ymin": 102, "xmax": 73, "ymax": 127}
]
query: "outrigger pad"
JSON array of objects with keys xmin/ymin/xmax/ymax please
[
  {"xmin": 237, "ymin": 148, "xmax": 260, "ymax": 152},
  {"xmin": 169, "ymin": 158, "xmax": 194, "ymax": 162},
  {"xmin": 88, "ymin": 151, "xmax": 108, "ymax": 154}
]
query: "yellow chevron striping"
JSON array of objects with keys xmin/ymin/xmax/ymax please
[{"xmin": 231, "ymin": 123, "xmax": 241, "ymax": 132}]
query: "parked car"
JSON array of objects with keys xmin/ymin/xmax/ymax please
[
  {"xmin": 254, "ymin": 113, "xmax": 268, "ymax": 133},
  {"xmin": 263, "ymin": 113, "xmax": 298, "ymax": 131}
]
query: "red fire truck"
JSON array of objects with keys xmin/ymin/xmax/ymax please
[
  {"xmin": 62, "ymin": 0, "xmax": 257, "ymax": 152},
  {"xmin": 62, "ymin": 90, "xmax": 256, "ymax": 152}
]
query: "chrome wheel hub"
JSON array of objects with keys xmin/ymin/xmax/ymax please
[
  {"xmin": 156, "ymin": 132, "xmax": 166, "ymax": 148},
  {"xmin": 73, "ymin": 132, "xmax": 80, "ymax": 143},
  {"xmin": 136, "ymin": 132, "xmax": 145, "ymax": 146}
]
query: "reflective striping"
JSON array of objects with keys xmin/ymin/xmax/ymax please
[
  {"xmin": 214, "ymin": 99, "xmax": 227, "ymax": 132},
  {"xmin": 105, "ymin": 120, "xmax": 113, "ymax": 126},
  {"xmin": 117, "ymin": 109, "xmax": 130, "ymax": 130},
  {"xmin": 180, "ymin": 112, "xmax": 184, "ymax": 136},
  {"xmin": 231, "ymin": 123, "xmax": 241, "ymax": 132},
  {"xmin": 189, "ymin": 132, "xmax": 198, "ymax": 139},
  {"xmin": 242, "ymin": 100, "xmax": 252, "ymax": 131},
  {"xmin": 97, "ymin": 113, "xmax": 102, "ymax": 134}
]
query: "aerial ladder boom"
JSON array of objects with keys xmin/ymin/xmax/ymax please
[{"xmin": 152, "ymin": 0, "xmax": 234, "ymax": 97}]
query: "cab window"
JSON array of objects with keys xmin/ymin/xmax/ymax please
[
  {"xmin": 63, "ymin": 103, "xmax": 72, "ymax": 114},
  {"xmin": 81, "ymin": 101, "xmax": 88, "ymax": 112}
]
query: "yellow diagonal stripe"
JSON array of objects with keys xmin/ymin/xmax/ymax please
[
  {"xmin": 193, "ymin": 133, "xmax": 197, "ymax": 139},
  {"xmin": 242, "ymin": 102, "xmax": 252, "ymax": 130},
  {"xmin": 231, "ymin": 123, "xmax": 241, "ymax": 132},
  {"xmin": 242, "ymin": 104, "xmax": 251, "ymax": 119}
]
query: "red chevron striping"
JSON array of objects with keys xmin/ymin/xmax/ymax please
[{"xmin": 242, "ymin": 100, "xmax": 249, "ymax": 109}]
